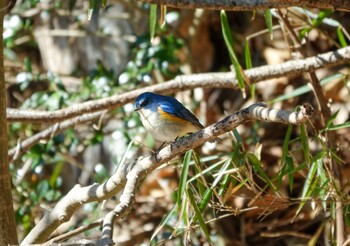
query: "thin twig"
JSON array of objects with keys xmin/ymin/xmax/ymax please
[
  {"xmin": 8, "ymin": 111, "xmax": 106, "ymax": 161},
  {"xmin": 45, "ymin": 219, "xmax": 103, "ymax": 244}
]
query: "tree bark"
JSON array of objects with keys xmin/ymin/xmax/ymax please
[
  {"xmin": 0, "ymin": 0, "xmax": 19, "ymax": 244},
  {"xmin": 139, "ymin": 0, "xmax": 350, "ymax": 11}
]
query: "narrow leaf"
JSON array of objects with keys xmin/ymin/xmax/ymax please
[
  {"xmin": 326, "ymin": 110, "xmax": 340, "ymax": 129},
  {"xmin": 187, "ymin": 188, "xmax": 212, "ymax": 243},
  {"xmin": 286, "ymin": 156, "xmax": 295, "ymax": 193},
  {"xmin": 281, "ymin": 124, "xmax": 293, "ymax": 163},
  {"xmin": 246, "ymin": 153, "xmax": 276, "ymax": 190},
  {"xmin": 244, "ymin": 40, "xmax": 255, "ymax": 99},
  {"xmin": 264, "ymin": 9, "xmax": 273, "ymax": 40},
  {"xmin": 218, "ymin": 174, "xmax": 230, "ymax": 196},
  {"xmin": 295, "ymin": 159, "xmax": 318, "ymax": 217},
  {"xmin": 337, "ymin": 27, "xmax": 348, "ymax": 47},
  {"xmin": 177, "ymin": 150, "xmax": 192, "ymax": 208},
  {"xmin": 299, "ymin": 123, "xmax": 310, "ymax": 165},
  {"xmin": 244, "ymin": 40, "xmax": 252, "ymax": 69},
  {"xmin": 198, "ymin": 189, "xmax": 213, "ymax": 211},
  {"xmin": 150, "ymin": 4, "xmax": 157, "ymax": 42},
  {"xmin": 220, "ymin": 10, "xmax": 245, "ymax": 91},
  {"xmin": 327, "ymin": 121, "xmax": 350, "ymax": 131}
]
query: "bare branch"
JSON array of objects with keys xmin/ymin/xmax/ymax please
[
  {"xmin": 8, "ymin": 111, "xmax": 106, "ymax": 161},
  {"xmin": 139, "ymin": 0, "xmax": 350, "ymax": 12},
  {"xmin": 7, "ymin": 46, "xmax": 350, "ymax": 123},
  {"xmin": 21, "ymin": 103, "xmax": 314, "ymax": 244},
  {"xmin": 45, "ymin": 219, "xmax": 103, "ymax": 244}
]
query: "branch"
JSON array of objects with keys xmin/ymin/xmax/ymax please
[
  {"xmin": 7, "ymin": 46, "xmax": 350, "ymax": 123},
  {"xmin": 139, "ymin": 0, "xmax": 350, "ymax": 12},
  {"xmin": 45, "ymin": 219, "xmax": 103, "ymax": 244},
  {"xmin": 21, "ymin": 103, "xmax": 314, "ymax": 245},
  {"xmin": 8, "ymin": 111, "xmax": 106, "ymax": 161}
]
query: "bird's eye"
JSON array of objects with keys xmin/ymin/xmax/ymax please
[{"xmin": 141, "ymin": 99, "xmax": 149, "ymax": 107}]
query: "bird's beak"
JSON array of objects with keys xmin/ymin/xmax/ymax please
[{"xmin": 134, "ymin": 106, "xmax": 141, "ymax": 112}]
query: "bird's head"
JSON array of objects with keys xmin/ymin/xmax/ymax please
[{"xmin": 134, "ymin": 92, "xmax": 158, "ymax": 112}]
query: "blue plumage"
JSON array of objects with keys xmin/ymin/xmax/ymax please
[{"xmin": 134, "ymin": 92, "xmax": 205, "ymax": 142}]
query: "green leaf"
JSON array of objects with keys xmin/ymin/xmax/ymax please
[
  {"xmin": 281, "ymin": 124, "xmax": 293, "ymax": 163},
  {"xmin": 326, "ymin": 110, "xmax": 340, "ymax": 129},
  {"xmin": 220, "ymin": 10, "xmax": 245, "ymax": 91},
  {"xmin": 264, "ymin": 9, "xmax": 273, "ymax": 40},
  {"xmin": 312, "ymin": 9, "xmax": 333, "ymax": 27},
  {"xmin": 295, "ymin": 159, "xmax": 319, "ymax": 217},
  {"xmin": 218, "ymin": 174, "xmax": 230, "ymax": 196},
  {"xmin": 326, "ymin": 121, "xmax": 350, "ymax": 131},
  {"xmin": 187, "ymin": 188, "xmax": 212, "ymax": 243},
  {"xmin": 232, "ymin": 128, "xmax": 243, "ymax": 147},
  {"xmin": 246, "ymin": 153, "xmax": 276, "ymax": 190},
  {"xmin": 177, "ymin": 150, "xmax": 192, "ymax": 208},
  {"xmin": 299, "ymin": 123, "xmax": 310, "ymax": 165},
  {"xmin": 198, "ymin": 189, "xmax": 213, "ymax": 211},
  {"xmin": 24, "ymin": 57, "xmax": 32, "ymax": 73},
  {"xmin": 244, "ymin": 41, "xmax": 252, "ymax": 69},
  {"xmin": 49, "ymin": 161, "xmax": 64, "ymax": 188},
  {"xmin": 337, "ymin": 27, "xmax": 348, "ymax": 47},
  {"xmin": 286, "ymin": 156, "xmax": 295, "ymax": 193},
  {"xmin": 199, "ymin": 159, "xmax": 231, "ymax": 210},
  {"xmin": 299, "ymin": 9, "xmax": 333, "ymax": 40},
  {"xmin": 244, "ymin": 40, "xmax": 255, "ymax": 99},
  {"xmin": 150, "ymin": 4, "xmax": 157, "ymax": 42}
]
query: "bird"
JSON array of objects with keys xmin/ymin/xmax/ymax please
[{"xmin": 134, "ymin": 92, "xmax": 212, "ymax": 143}]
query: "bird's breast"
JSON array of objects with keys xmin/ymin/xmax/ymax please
[{"xmin": 138, "ymin": 108, "xmax": 200, "ymax": 142}]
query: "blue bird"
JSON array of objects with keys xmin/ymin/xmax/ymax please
[{"xmin": 134, "ymin": 92, "xmax": 208, "ymax": 143}]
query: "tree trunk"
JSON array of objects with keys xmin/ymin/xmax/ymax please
[{"xmin": 0, "ymin": 0, "xmax": 19, "ymax": 244}]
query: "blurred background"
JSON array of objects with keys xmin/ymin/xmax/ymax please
[{"xmin": 4, "ymin": 0, "xmax": 350, "ymax": 245}]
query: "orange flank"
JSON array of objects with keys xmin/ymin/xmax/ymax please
[{"xmin": 158, "ymin": 107, "xmax": 189, "ymax": 125}]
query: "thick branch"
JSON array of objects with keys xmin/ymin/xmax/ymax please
[
  {"xmin": 139, "ymin": 0, "xmax": 350, "ymax": 12},
  {"xmin": 22, "ymin": 103, "xmax": 314, "ymax": 244},
  {"xmin": 7, "ymin": 46, "xmax": 350, "ymax": 123}
]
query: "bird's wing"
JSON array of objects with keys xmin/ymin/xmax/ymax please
[{"xmin": 158, "ymin": 101, "xmax": 204, "ymax": 129}]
